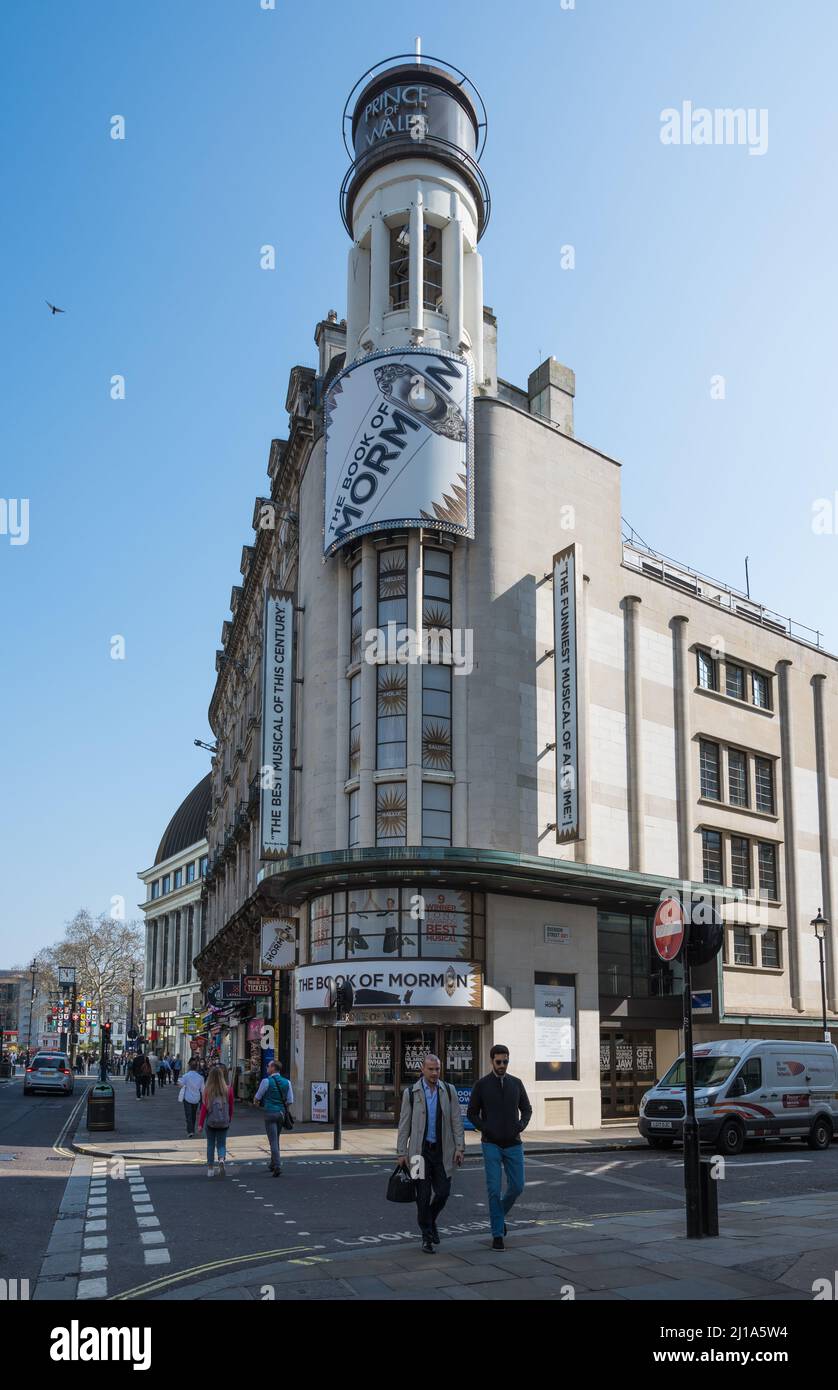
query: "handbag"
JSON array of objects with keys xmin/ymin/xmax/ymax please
[
  {"xmin": 269, "ymin": 1075, "xmax": 295, "ymax": 1130},
  {"xmin": 386, "ymin": 1165, "xmax": 416, "ymax": 1203}
]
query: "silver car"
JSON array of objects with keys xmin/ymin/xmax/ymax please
[{"xmin": 23, "ymin": 1052, "xmax": 75, "ymax": 1096}]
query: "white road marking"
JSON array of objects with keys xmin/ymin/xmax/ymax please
[
  {"xmin": 77, "ymin": 1278, "xmax": 108, "ymax": 1299},
  {"xmin": 144, "ymin": 1249, "xmax": 171, "ymax": 1265},
  {"xmin": 140, "ymin": 1231, "xmax": 166, "ymax": 1246},
  {"xmin": 137, "ymin": 1216, "xmax": 160, "ymax": 1228},
  {"xmin": 80, "ymin": 1254, "xmax": 107, "ymax": 1272},
  {"xmin": 84, "ymin": 1237, "xmax": 108, "ymax": 1250},
  {"xmin": 85, "ymin": 1219, "xmax": 106, "ymax": 1233}
]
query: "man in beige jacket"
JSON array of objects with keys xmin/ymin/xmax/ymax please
[{"xmin": 397, "ymin": 1054, "xmax": 465, "ymax": 1254}]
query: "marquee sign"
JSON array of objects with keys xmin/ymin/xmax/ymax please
[
  {"xmin": 323, "ymin": 347, "xmax": 473, "ymax": 557},
  {"xmin": 259, "ymin": 592, "xmax": 294, "ymax": 856},
  {"xmin": 553, "ymin": 543, "xmax": 584, "ymax": 842},
  {"xmin": 294, "ymin": 960, "xmax": 483, "ymax": 1011}
]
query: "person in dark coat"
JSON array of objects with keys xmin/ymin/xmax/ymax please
[{"xmin": 467, "ymin": 1045, "xmax": 532, "ymax": 1250}]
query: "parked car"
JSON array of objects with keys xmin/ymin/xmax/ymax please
[
  {"xmin": 638, "ymin": 1038, "xmax": 838, "ymax": 1155},
  {"xmin": 23, "ymin": 1052, "xmax": 75, "ymax": 1096}
]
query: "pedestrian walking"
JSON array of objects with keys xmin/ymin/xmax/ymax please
[
  {"xmin": 467, "ymin": 1044, "xmax": 532, "ymax": 1250},
  {"xmin": 148, "ymin": 1052, "xmax": 160, "ymax": 1094},
  {"xmin": 396, "ymin": 1054, "xmax": 465, "ymax": 1255},
  {"xmin": 197, "ymin": 1064, "xmax": 234, "ymax": 1177},
  {"xmin": 254, "ymin": 1061, "xmax": 294, "ymax": 1176},
  {"xmin": 179, "ymin": 1057, "xmax": 204, "ymax": 1137},
  {"xmin": 172, "ymin": 1055, "xmax": 182, "ymax": 1085},
  {"xmin": 159, "ymin": 1056, "xmax": 171, "ymax": 1087}
]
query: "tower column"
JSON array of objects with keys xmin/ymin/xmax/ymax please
[{"xmin": 369, "ymin": 207, "xmax": 389, "ymax": 341}]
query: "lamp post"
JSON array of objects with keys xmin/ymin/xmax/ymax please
[{"xmin": 811, "ymin": 909, "xmax": 830, "ymax": 1042}]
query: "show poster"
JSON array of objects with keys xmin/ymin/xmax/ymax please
[{"xmin": 534, "ymin": 971, "xmax": 577, "ymax": 1081}]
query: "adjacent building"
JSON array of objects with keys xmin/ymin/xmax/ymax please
[{"xmin": 185, "ymin": 51, "xmax": 837, "ymax": 1127}]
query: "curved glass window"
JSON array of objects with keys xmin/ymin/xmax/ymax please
[{"xmin": 307, "ymin": 886, "xmax": 485, "ymax": 962}]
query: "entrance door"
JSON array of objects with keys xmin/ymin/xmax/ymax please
[
  {"xmin": 364, "ymin": 1028, "xmax": 396, "ymax": 1124},
  {"xmin": 600, "ymin": 1030, "xmax": 656, "ymax": 1118},
  {"xmin": 339, "ymin": 1028, "xmax": 361, "ymax": 1122}
]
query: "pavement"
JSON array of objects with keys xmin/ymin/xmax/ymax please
[
  {"xmin": 57, "ymin": 1078, "xmax": 837, "ymax": 1302},
  {"xmin": 73, "ymin": 1073, "xmax": 642, "ymax": 1162}
]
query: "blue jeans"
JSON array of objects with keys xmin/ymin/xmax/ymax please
[
  {"xmin": 206, "ymin": 1127, "xmax": 228, "ymax": 1164},
  {"xmin": 481, "ymin": 1141, "xmax": 525, "ymax": 1237}
]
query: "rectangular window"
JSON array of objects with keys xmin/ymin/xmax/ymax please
[
  {"xmin": 186, "ymin": 906, "xmax": 194, "ymax": 978},
  {"xmin": 754, "ymin": 757, "xmax": 775, "ymax": 814},
  {"xmin": 758, "ymin": 842, "xmax": 778, "ymax": 899},
  {"xmin": 422, "ymin": 664, "xmax": 452, "ymax": 770},
  {"xmin": 150, "ymin": 921, "xmax": 158, "ymax": 987},
  {"xmin": 697, "ymin": 650, "xmax": 717, "ymax": 691},
  {"xmin": 161, "ymin": 874, "xmax": 171, "ymax": 895},
  {"xmin": 348, "ymin": 788, "xmax": 359, "ymax": 849},
  {"xmin": 699, "ymin": 740, "xmax": 720, "ymax": 800},
  {"xmin": 376, "ymin": 666, "xmax": 407, "ymax": 769},
  {"xmin": 761, "ymin": 929, "xmax": 781, "ymax": 969},
  {"xmin": 422, "ymin": 223, "xmax": 443, "ymax": 310},
  {"xmin": 389, "ymin": 224, "xmax": 410, "ymax": 309},
  {"xmin": 423, "ymin": 547, "xmax": 452, "ymax": 634},
  {"xmin": 376, "ymin": 783, "xmax": 407, "ymax": 847},
  {"xmin": 377, "ymin": 547, "xmax": 407, "ymax": 628},
  {"xmin": 350, "ymin": 560, "xmax": 363, "ymax": 665},
  {"xmin": 702, "ymin": 829, "xmax": 723, "ymax": 885},
  {"xmin": 199, "ymin": 900, "xmax": 207, "ymax": 952},
  {"xmin": 161, "ymin": 918, "xmax": 169, "ymax": 985},
  {"xmin": 349, "ymin": 672, "xmax": 361, "ymax": 777},
  {"xmin": 728, "ymin": 748, "xmax": 748, "ymax": 807},
  {"xmin": 752, "ymin": 671, "xmax": 771, "ymax": 709},
  {"xmin": 186, "ymin": 861, "xmax": 196, "ymax": 884},
  {"xmin": 730, "ymin": 836, "xmax": 751, "ymax": 890},
  {"xmin": 422, "ymin": 782, "xmax": 452, "ymax": 846},
  {"xmin": 733, "ymin": 927, "xmax": 754, "ymax": 966},
  {"xmin": 174, "ymin": 868, "xmax": 182, "ymax": 889},
  {"xmin": 199, "ymin": 855, "xmax": 208, "ymax": 878},
  {"xmin": 151, "ymin": 880, "xmax": 160, "ymax": 900},
  {"xmin": 726, "ymin": 663, "xmax": 745, "ymax": 700}
]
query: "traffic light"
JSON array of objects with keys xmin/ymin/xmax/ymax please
[
  {"xmin": 330, "ymin": 980, "xmax": 354, "ymax": 1013},
  {"xmin": 102, "ymin": 1020, "xmax": 112, "ymax": 1042}
]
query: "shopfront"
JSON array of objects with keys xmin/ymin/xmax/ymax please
[{"xmin": 334, "ymin": 1022, "xmax": 478, "ymax": 1124}]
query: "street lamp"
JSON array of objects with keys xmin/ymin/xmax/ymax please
[{"xmin": 811, "ymin": 909, "xmax": 831, "ymax": 1042}]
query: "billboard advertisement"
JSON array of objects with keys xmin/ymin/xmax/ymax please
[{"xmin": 323, "ymin": 347, "xmax": 473, "ymax": 557}]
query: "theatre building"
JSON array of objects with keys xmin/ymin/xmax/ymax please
[{"xmin": 196, "ymin": 52, "xmax": 838, "ymax": 1126}]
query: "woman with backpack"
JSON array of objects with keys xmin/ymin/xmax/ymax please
[
  {"xmin": 197, "ymin": 1064, "xmax": 234, "ymax": 1177},
  {"xmin": 254, "ymin": 1060, "xmax": 294, "ymax": 1176}
]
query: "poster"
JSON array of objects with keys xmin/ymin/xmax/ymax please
[
  {"xmin": 311, "ymin": 1082, "xmax": 329, "ymax": 1123},
  {"xmin": 534, "ymin": 972, "xmax": 577, "ymax": 1081}
]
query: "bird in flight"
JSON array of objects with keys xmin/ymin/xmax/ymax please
[{"xmin": 45, "ymin": 301, "xmax": 66, "ymax": 315}]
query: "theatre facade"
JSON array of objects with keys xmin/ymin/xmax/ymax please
[{"xmin": 194, "ymin": 52, "xmax": 838, "ymax": 1126}]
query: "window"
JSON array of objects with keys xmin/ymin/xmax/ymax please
[
  {"xmin": 422, "ymin": 782, "xmax": 452, "ymax": 846},
  {"xmin": 702, "ymin": 830, "xmax": 723, "ymax": 885},
  {"xmin": 421, "ymin": 223, "xmax": 443, "ymax": 309},
  {"xmin": 726, "ymin": 663, "xmax": 745, "ymax": 700},
  {"xmin": 762, "ymin": 929, "xmax": 781, "ymax": 968},
  {"xmin": 185, "ymin": 906, "xmax": 194, "ymax": 978},
  {"xmin": 728, "ymin": 748, "xmax": 748, "ymax": 807},
  {"xmin": 422, "ymin": 665, "xmax": 452, "ymax": 769},
  {"xmin": 733, "ymin": 928, "xmax": 754, "ymax": 966},
  {"xmin": 376, "ymin": 783, "xmax": 407, "ymax": 846},
  {"xmin": 388, "ymin": 223, "xmax": 444, "ymax": 311},
  {"xmin": 350, "ymin": 561, "xmax": 362, "ymax": 664},
  {"xmin": 199, "ymin": 899, "xmax": 207, "ymax": 952},
  {"xmin": 173, "ymin": 912, "xmax": 182, "ymax": 984},
  {"xmin": 738, "ymin": 1057, "xmax": 762, "ymax": 1092},
  {"xmin": 151, "ymin": 880, "xmax": 160, "ymax": 900},
  {"xmin": 598, "ymin": 910, "xmax": 683, "ymax": 999},
  {"xmin": 161, "ymin": 917, "xmax": 169, "ymax": 984},
  {"xmin": 186, "ymin": 861, "xmax": 196, "ymax": 884},
  {"xmin": 376, "ymin": 666, "xmax": 407, "ymax": 769},
  {"xmin": 697, "ymin": 650, "xmax": 717, "ymax": 691},
  {"xmin": 754, "ymin": 757, "xmax": 775, "ymax": 814},
  {"xmin": 348, "ymin": 788, "xmax": 359, "ymax": 849},
  {"xmin": 308, "ymin": 887, "xmax": 484, "ymax": 963},
  {"xmin": 699, "ymin": 741, "xmax": 720, "ymax": 800},
  {"xmin": 174, "ymin": 868, "xmax": 182, "ymax": 890},
  {"xmin": 731, "ymin": 836, "xmax": 751, "ymax": 890},
  {"xmin": 349, "ymin": 672, "xmax": 361, "ymax": 777},
  {"xmin": 377, "ymin": 546, "xmax": 407, "ymax": 626},
  {"xmin": 758, "ymin": 842, "xmax": 778, "ymax": 899},
  {"xmin": 423, "ymin": 547, "xmax": 452, "ymax": 635},
  {"xmin": 752, "ymin": 671, "xmax": 771, "ymax": 709},
  {"xmin": 199, "ymin": 855, "xmax": 208, "ymax": 878},
  {"xmin": 150, "ymin": 921, "xmax": 158, "ymax": 988},
  {"xmin": 161, "ymin": 874, "xmax": 171, "ymax": 896}
]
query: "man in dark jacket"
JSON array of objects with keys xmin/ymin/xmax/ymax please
[{"xmin": 467, "ymin": 1045, "xmax": 532, "ymax": 1249}]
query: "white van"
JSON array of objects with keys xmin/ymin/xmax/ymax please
[{"xmin": 638, "ymin": 1038, "xmax": 838, "ymax": 1156}]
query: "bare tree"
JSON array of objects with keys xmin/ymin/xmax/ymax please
[{"xmin": 37, "ymin": 909, "xmax": 144, "ymax": 1027}]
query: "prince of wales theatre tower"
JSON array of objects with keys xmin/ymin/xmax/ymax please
[{"xmin": 190, "ymin": 50, "xmax": 838, "ymax": 1127}]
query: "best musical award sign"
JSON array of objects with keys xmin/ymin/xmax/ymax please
[{"xmin": 323, "ymin": 347, "xmax": 473, "ymax": 557}]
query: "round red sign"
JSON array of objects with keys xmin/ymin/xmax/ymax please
[{"xmin": 653, "ymin": 898, "xmax": 685, "ymax": 961}]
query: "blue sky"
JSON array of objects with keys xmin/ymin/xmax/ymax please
[{"xmin": 2, "ymin": 0, "xmax": 837, "ymax": 960}]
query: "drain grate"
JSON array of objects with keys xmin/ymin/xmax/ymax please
[{"xmin": 0, "ymin": 1155, "xmax": 18, "ymax": 1162}]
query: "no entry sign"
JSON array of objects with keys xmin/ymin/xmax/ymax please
[{"xmin": 653, "ymin": 898, "xmax": 685, "ymax": 961}]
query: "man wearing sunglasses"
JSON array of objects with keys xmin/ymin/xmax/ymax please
[{"xmin": 467, "ymin": 1045, "xmax": 532, "ymax": 1250}]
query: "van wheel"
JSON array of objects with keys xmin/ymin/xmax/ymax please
[
  {"xmin": 647, "ymin": 1137, "xmax": 674, "ymax": 1149},
  {"xmin": 807, "ymin": 1117, "xmax": 833, "ymax": 1150},
  {"xmin": 718, "ymin": 1119, "xmax": 745, "ymax": 1156}
]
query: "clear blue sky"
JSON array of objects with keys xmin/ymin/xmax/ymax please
[{"xmin": 2, "ymin": 0, "xmax": 837, "ymax": 961}]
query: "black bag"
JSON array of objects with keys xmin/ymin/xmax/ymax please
[
  {"xmin": 275, "ymin": 1075, "xmax": 295, "ymax": 1131},
  {"xmin": 386, "ymin": 1165, "xmax": 416, "ymax": 1203}
]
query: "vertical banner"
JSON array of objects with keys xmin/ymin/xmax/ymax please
[
  {"xmin": 260, "ymin": 591, "xmax": 294, "ymax": 856},
  {"xmin": 553, "ymin": 544, "xmax": 584, "ymax": 842}
]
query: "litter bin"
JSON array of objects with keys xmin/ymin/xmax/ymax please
[
  {"xmin": 699, "ymin": 1157, "xmax": 719, "ymax": 1237},
  {"xmin": 87, "ymin": 1083, "xmax": 115, "ymax": 1132},
  {"xmin": 0, "ymin": 1059, "xmax": 11, "ymax": 1079}
]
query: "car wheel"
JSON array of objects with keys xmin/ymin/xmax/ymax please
[
  {"xmin": 647, "ymin": 1137, "xmax": 675, "ymax": 1149},
  {"xmin": 807, "ymin": 1117, "xmax": 833, "ymax": 1150},
  {"xmin": 718, "ymin": 1119, "xmax": 745, "ymax": 1156},
  {"xmin": 23, "ymin": 1087, "xmax": 30, "ymax": 1097}
]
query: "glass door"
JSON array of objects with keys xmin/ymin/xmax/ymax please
[
  {"xmin": 600, "ymin": 1030, "xmax": 656, "ymax": 1118},
  {"xmin": 364, "ymin": 1028, "xmax": 396, "ymax": 1124},
  {"xmin": 339, "ymin": 1028, "xmax": 360, "ymax": 1121}
]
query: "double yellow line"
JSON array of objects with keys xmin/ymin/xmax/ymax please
[{"xmin": 109, "ymin": 1244, "xmax": 326, "ymax": 1300}]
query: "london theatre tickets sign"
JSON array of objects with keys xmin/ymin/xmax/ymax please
[
  {"xmin": 323, "ymin": 347, "xmax": 473, "ymax": 557},
  {"xmin": 259, "ymin": 593, "xmax": 294, "ymax": 855},
  {"xmin": 553, "ymin": 544, "xmax": 584, "ymax": 842}
]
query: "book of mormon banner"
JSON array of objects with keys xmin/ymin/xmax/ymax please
[
  {"xmin": 323, "ymin": 347, "xmax": 474, "ymax": 557},
  {"xmin": 259, "ymin": 592, "xmax": 294, "ymax": 856}
]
